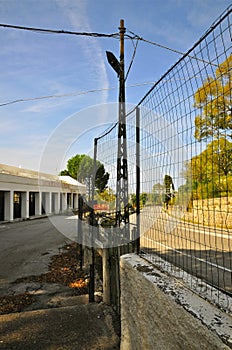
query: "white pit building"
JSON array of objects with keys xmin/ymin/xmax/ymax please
[{"xmin": 0, "ymin": 164, "xmax": 86, "ymax": 222}]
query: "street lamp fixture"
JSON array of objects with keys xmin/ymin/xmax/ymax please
[{"xmin": 106, "ymin": 51, "xmax": 121, "ymax": 77}]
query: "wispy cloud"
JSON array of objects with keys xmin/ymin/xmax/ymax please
[{"xmin": 56, "ymin": 0, "xmax": 109, "ymax": 104}]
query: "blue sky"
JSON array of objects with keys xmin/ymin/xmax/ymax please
[{"xmin": 0, "ymin": 0, "xmax": 230, "ymax": 174}]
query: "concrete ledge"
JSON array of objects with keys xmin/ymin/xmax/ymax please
[{"xmin": 120, "ymin": 253, "xmax": 232, "ymax": 350}]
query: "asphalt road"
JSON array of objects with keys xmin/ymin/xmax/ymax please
[
  {"xmin": 1, "ymin": 210, "xmax": 231, "ymax": 296},
  {"xmin": 0, "ymin": 217, "xmax": 72, "ymax": 293},
  {"xmin": 139, "ymin": 206, "xmax": 232, "ymax": 294}
]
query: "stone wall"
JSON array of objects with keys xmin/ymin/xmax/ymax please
[
  {"xmin": 182, "ymin": 197, "xmax": 232, "ymax": 229},
  {"xmin": 120, "ymin": 254, "xmax": 232, "ymax": 350}
]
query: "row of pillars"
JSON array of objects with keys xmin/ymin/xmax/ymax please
[{"xmin": 0, "ymin": 190, "xmax": 78, "ymax": 222}]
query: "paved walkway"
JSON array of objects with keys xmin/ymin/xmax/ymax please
[
  {"xmin": 0, "ymin": 218, "xmax": 120, "ymax": 349},
  {"xmin": 0, "ymin": 302, "xmax": 120, "ymax": 350}
]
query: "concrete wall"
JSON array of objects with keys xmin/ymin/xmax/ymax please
[{"xmin": 120, "ymin": 254, "xmax": 232, "ymax": 350}]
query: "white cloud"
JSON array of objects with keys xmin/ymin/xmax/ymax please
[
  {"xmin": 21, "ymin": 96, "xmax": 72, "ymax": 113},
  {"xmin": 56, "ymin": 0, "xmax": 109, "ymax": 104}
]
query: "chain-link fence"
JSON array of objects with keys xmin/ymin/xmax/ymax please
[{"xmin": 93, "ymin": 6, "xmax": 232, "ymax": 311}]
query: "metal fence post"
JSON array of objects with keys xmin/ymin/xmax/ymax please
[
  {"xmin": 89, "ymin": 138, "xmax": 98, "ymax": 302},
  {"xmin": 136, "ymin": 106, "xmax": 140, "ymax": 254},
  {"xmin": 78, "ymin": 194, "xmax": 83, "ymax": 270}
]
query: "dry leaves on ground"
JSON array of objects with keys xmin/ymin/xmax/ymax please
[{"xmin": 0, "ymin": 243, "xmax": 89, "ymax": 314}]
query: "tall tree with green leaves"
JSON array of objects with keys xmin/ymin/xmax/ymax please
[
  {"xmin": 60, "ymin": 154, "xmax": 109, "ymax": 193},
  {"xmin": 194, "ymin": 55, "xmax": 232, "ymax": 141},
  {"xmin": 188, "ymin": 138, "xmax": 232, "ymax": 180},
  {"xmin": 184, "ymin": 138, "xmax": 232, "ymax": 199},
  {"xmin": 185, "ymin": 55, "xmax": 232, "ymax": 201},
  {"xmin": 164, "ymin": 175, "xmax": 175, "ymax": 209},
  {"xmin": 152, "ymin": 182, "xmax": 164, "ymax": 204}
]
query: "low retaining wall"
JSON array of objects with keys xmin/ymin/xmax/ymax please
[{"xmin": 120, "ymin": 254, "xmax": 232, "ymax": 350}]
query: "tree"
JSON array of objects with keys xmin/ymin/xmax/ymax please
[
  {"xmin": 130, "ymin": 194, "xmax": 137, "ymax": 208},
  {"xmin": 188, "ymin": 138, "xmax": 232, "ymax": 182},
  {"xmin": 140, "ymin": 193, "xmax": 148, "ymax": 206},
  {"xmin": 207, "ymin": 138, "xmax": 232, "ymax": 176},
  {"xmin": 60, "ymin": 154, "xmax": 109, "ymax": 193},
  {"xmin": 59, "ymin": 169, "xmax": 70, "ymax": 176},
  {"xmin": 194, "ymin": 55, "xmax": 232, "ymax": 141},
  {"xmin": 96, "ymin": 188, "xmax": 116, "ymax": 211},
  {"xmin": 152, "ymin": 182, "xmax": 164, "ymax": 204},
  {"xmin": 129, "ymin": 193, "xmax": 148, "ymax": 209},
  {"xmin": 163, "ymin": 175, "xmax": 175, "ymax": 209},
  {"xmin": 95, "ymin": 164, "xmax": 110, "ymax": 193},
  {"xmin": 184, "ymin": 137, "xmax": 232, "ymax": 199}
]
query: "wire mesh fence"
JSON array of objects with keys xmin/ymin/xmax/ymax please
[{"xmin": 94, "ymin": 6, "xmax": 232, "ymax": 310}]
